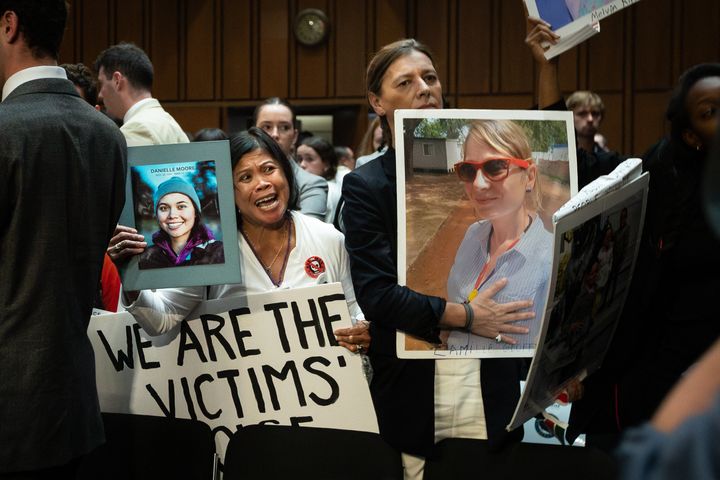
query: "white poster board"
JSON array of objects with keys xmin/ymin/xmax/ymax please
[{"xmin": 89, "ymin": 283, "xmax": 378, "ymax": 462}]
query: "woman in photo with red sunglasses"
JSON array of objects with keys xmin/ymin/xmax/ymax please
[{"xmin": 445, "ymin": 119, "xmax": 553, "ymax": 353}]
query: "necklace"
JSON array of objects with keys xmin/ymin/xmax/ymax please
[{"xmin": 242, "ymin": 218, "xmax": 292, "ymax": 286}]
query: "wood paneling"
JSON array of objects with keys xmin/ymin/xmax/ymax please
[
  {"xmin": 81, "ymin": 0, "xmax": 111, "ymax": 67},
  {"xmin": 457, "ymin": 95, "xmax": 534, "ymax": 110},
  {"xmin": 497, "ymin": 1, "xmax": 533, "ymax": 94},
  {"xmin": 115, "ymin": 0, "xmax": 145, "ymax": 46},
  {"xmin": 150, "ymin": 0, "xmax": 180, "ymax": 101},
  {"xmin": 186, "ymin": 0, "xmax": 215, "ymax": 100},
  {"xmin": 455, "ymin": 0, "xmax": 491, "ymax": 95},
  {"xmin": 335, "ymin": 0, "xmax": 367, "ymax": 97},
  {"xmin": 634, "ymin": 0, "xmax": 673, "ymax": 90},
  {"xmin": 164, "ymin": 106, "xmax": 222, "ymax": 136},
  {"xmin": 633, "ymin": 92, "xmax": 671, "ymax": 156},
  {"xmin": 59, "ymin": 1, "xmax": 78, "ymax": 64},
  {"xmin": 587, "ymin": 9, "xmax": 625, "ymax": 92},
  {"xmin": 681, "ymin": 0, "xmax": 720, "ymax": 71},
  {"xmin": 599, "ymin": 93, "xmax": 623, "ymax": 153},
  {"xmin": 258, "ymin": 0, "xmax": 289, "ymax": 98},
  {"xmin": 59, "ymin": 0, "xmax": 720, "ymax": 153},
  {"xmin": 221, "ymin": 0, "xmax": 252, "ymax": 99},
  {"xmin": 556, "ymin": 44, "xmax": 579, "ymax": 94},
  {"xmin": 374, "ymin": 0, "xmax": 407, "ymax": 49},
  {"xmin": 415, "ymin": 0, "xmax": 449, "ymax": 92}
]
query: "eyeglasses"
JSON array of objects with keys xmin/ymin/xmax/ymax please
[{"xmin": 454, "ymin": 158, "xmax": 530, "ymax": 182}]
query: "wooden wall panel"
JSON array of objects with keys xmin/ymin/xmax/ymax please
[
  {"xmin": 115, "ymin": 0, "xmax": 145, "ymax": 46},
  {"xmin": 81, "ymin": 0, "xmax": 111, "ymax": 67},
  {"xmin": 415, "ymin": 0, "xmax": 449, "ymax": 94},
  {"xmin": 374, "ymin": 0, "xmax": 407, "ymax": 50},
  {"xmin": 57, "ymin": 0, "xmax": 720, "ymax": 153},
  {"xmin": 164, "ymin": 106, "xmax": 221, "ymax": 135},
  {"xmin": 598, "ymin": 93, "xmax": 623, "ymax": 153},
  {"xmin": 456, "ymin": 0, "xmax": 492, "ymax": 95},
  {"xmin": 335, "ymin": 0, "xmax": 367, "ymax": 97},
  {"xmin": 587, "ymin": 10, "xmax": 625, "ymax": 92},
  {"xmin": 221, "ymin": 0, "xmax": 252, "ymax": 99},
  {"xmin": 634, "ymin": 0, "xmax": 673, "ymax": 90},
  {"xmin": 258, "ymin": 0, "xmax": 290, "ymax": 98},
  {"xmin": 680, "ymin": 1, "xmax": 720, "ymax": 71},
  {"xmin": 296, "ymin": 0, "xmax": 329, "ymax": 98},
  {"xmin": 150, "ymin": 0, "xmax": 180, "ymax": 101},
  {"xmin": 497, "ymin": 1, "xmax": 533, "ymax": 94},
  {"xmin": 557, "ymin": 45, "xmax": 579, "ymax": 94},
  {"xmin": 632, "ymin": 92, "xmax": 671, "ymax": 156},
  {"xmin": 60, "ymin": 2, "xmax": 78, "ymax": 64},
  {"xmin": 186, "ymin": 0, "xmax": 215, "ymax": 100},
  {"xmin": 457, "ymin": 95, "xmax": 534, "ymax": 110}
]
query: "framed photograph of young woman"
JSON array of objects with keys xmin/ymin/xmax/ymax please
[
  {"xmin": 118, "ymin": 141, "xmax": 241, "ymax": 290},
  {"xmin": 393, "ymin": 109, "xmax": 577, "ymax": 359}
]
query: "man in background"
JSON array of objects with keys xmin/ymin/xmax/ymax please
[
  {"xmin": 94, "ymin": 42, "xmax": 189, "ymax": 147},
  {"xmin": 566, "ymin": 91, "xmax": 623, "ymax": 188}
]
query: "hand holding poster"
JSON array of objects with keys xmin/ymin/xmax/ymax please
[
  {"xmin": 525, "ymin": 0, "xmax": 642, "ymax": 59},
  {"xmin": 90, "ymin": 283, "xmax": 378, "ymax": 462}
]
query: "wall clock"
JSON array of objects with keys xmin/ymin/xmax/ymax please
[{"xmin": 294, "ymin": 8, "xmax": 330, "ymax": 46}]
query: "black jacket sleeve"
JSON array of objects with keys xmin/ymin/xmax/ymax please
[{"xmin": 341, "ymin": 163, "xmax": 445, "ymax": 345}]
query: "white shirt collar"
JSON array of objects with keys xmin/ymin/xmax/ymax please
[
  {"xmin": 2, "ymin": 65, "xmax": 67, "ymax": 101},
  {"xmin": 123, "ymin": 97, "xmax": 156, "ymax": 123}
]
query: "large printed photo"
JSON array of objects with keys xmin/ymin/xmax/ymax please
[
  {"xmin": 395, "ymin": 109, "xmax": 577, "ymax": 358},
  {"xmin": 118, "ymin": 141, "xmax": 242, "ymax": 291},
  {"xmin": 131, "ymin": 160, "xmax": 224, "ymax": 270}
]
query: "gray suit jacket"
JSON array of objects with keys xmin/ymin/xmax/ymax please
[
  {"xmin": 291, "ymin": 160, "xmax": 328, "ymax": 220},
  {"xmin": 0, "ymin": 78, "xmax": 127, "ymax": 472}
]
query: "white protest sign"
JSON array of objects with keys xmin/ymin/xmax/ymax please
[{"xmin": 89, "ymin": 283, "xmax": 378, "ymax": 461}]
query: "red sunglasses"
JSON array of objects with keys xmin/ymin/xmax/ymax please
[{"xmin": 454, "ymin": 157, "xmax": 530, "ymax": 182}]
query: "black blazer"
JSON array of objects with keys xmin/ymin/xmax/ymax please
[
  {"xmin": 0, "ymin": 78, "xmax": 127, "ymax": 472},
  {"xmin": 342, "ymin": 149, "xmax": 523, "ymax": 456}
]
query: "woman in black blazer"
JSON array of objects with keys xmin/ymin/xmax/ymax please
[{"xmin": 340, "ymin": 39, "xmax": 538, "ymax": 477}]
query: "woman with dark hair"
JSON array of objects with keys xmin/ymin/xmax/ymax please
[
  {"xmin": 296, "ymin": 136, "xmax": 343, "ymax": 223},
  {"xmin": 110, "ymin": 128, "xmax": 369, "ymax": 353},
  {"xmin": 340, "ymin": 38, "xmax": 536, "ymax": 478},
  {"xmin": 137, "ymin": 176, "xmax": 224, "ymax": 269}
]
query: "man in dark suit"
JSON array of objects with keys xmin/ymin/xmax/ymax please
[{"xmin": 0, "ymin": 1, "xmax": 127, "ymax": 477}]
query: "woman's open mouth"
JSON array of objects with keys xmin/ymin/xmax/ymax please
[{"xmin": 255, "ymin": 194, "xmax": 279, "ymax": 210}]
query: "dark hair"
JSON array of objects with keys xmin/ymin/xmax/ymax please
[
  {"xmin": 61, "ymin": 63, "xmax": 97, "ymax": 105},
  {"xmin": 94, "ymin": 42, "xmax": 154, "ymax": 91},
  {"xmin": 252, "ymin": 97, "xmax": 297, "ymax": 128},
  {"xmin": 666, "ymin": 63, "xmax": 720, "ymax": 143},
  {"xmin": 299, "ymin": 136, "xmax": 337, "ymax": 180},
  {"xmin": 366, "ymin": 38, "xmax": 436, "ymax": 146},
  {"xmin": 193, "ymin": 128, "xmax": 228, "ymax": 142},
  {"xmin": 229, "ymin": 127, "xmax": 299, "ymax": 226},
  {"xmin": 334, "ymin": 146, "xmax": 352, "ymax": 160},
  {"xmin": 0, "ymin": 0, "xmax": 67, "ymax": 59}
]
